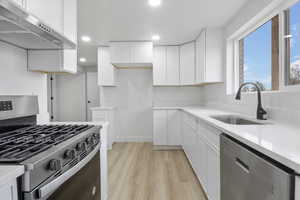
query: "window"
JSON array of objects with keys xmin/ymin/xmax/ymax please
[
  {"xmin": 239, "ymin": 16, "xmax": 279, "ymax": 91},
  {"xmin": 285, "ymin": 1, "xmax": 300, "ymax": 85}
]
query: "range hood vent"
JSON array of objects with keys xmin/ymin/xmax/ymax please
[{"xmin": 0, "ymin": 0, "xmax": 76, "ymax": 50}]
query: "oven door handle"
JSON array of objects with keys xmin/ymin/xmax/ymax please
[{"xmin": 38, "ymin": 144, "xmax": 100, "ymax": 199}]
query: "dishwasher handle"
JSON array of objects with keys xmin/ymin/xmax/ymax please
[{"xmin": 235, "ymin": 157, "xmax": 250, "ymax": 173}]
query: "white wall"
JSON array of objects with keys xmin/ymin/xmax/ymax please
[
  {"xmin": 0, "ymin": 42, "xmax": 48, "ymax": 123},
  {"xmin": 100, "ymin": 69, "xmax": 153, "ymax": 142},
  {"xmin": 203, "ymin": 0, "xmax": 300, "ymax": 125},
  {"xmin": 100, "ymin": 69, "xmax": 204, "ymax": 142},
  {"xmin": 54, "ymin": 73, "xmax": 87, "ymax": 122}
]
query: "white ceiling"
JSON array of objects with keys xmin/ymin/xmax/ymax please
[{"xmin": 77, "ymin": 0, "xmax": 248, "ymax": 67}]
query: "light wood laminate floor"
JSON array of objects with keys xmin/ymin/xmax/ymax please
[{"xmin": 108, "ymin": 142, "xmax": 207, "ymax": 200}]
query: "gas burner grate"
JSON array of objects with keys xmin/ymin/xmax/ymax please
[{"xmin": 0, "ymin": 125, "xmax": 94, "ymax": 162}]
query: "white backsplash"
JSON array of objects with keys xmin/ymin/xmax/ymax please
[
  {"xmin": 203, "ymin": 84, "xmax": 300, "ymax": 125},
  {"xmin": 0, "ymin": 42, "xmax": 49, "ymax": 123},
  {"xmin": 153, "ymin": 86, "xmax": 204, "ymax": 107}
]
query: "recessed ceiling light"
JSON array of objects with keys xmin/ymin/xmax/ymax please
[
  {"xmin": 81, "ymin": 36, "xmax": 91, "ymax": 42},
  {"xmin": 148, "ymin": 0, "xmax": 161, "ymax": 7},
  {"xmin": 152, "ymin": 35, "xmax": 160, "ymax": 41},
  {"xmin": 79, "ymin": 57, "xmax": 87, "ymax": 63}
]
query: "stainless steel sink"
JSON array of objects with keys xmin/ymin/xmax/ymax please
[{"xmin": 210, "ymin": 115, "xmax": 265, "ymax": 125}]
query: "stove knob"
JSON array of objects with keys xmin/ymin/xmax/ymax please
[
  {"xmin": 93, "ymin": 133, "xmax": 100, "ymax": 140},
  {"xmin": 76, "ymin": 142, "xmax": 86, "ymax": 151},
  {"xmin": 48, "ymin": 159, "xmax": 62, "ymax": 171},
  {"xmin": 86, "ymin": 137, "xmax": 93, "ymax": 145},
  {"xmin": 64, "ymin": 149, "xmax": 76, "ymax": 159}
]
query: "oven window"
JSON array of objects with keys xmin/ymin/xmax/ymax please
[{"xmin": 47, "ymin": 152, "xmax": 100, "ymax": 200}]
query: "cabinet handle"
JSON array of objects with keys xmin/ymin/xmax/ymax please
[{"xmin": 235, "ymin": 158, "xmax": 250, "ymax": 173}]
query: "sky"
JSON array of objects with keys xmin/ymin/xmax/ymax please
[
  {"xmin": 243, "ymin": 20, "xmax": 272, "ymax": 90},
  {"xmin": 289, "ymin": 1, "xmax": 300, "ymax": 82},
  {"xmin": 242, "ymin": 1, "xmax": 300, "ymax": 89}
]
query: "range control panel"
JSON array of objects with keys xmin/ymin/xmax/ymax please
[{"xmin": 0, "ymin": 101, "xmax": 13, "ymax": 111}]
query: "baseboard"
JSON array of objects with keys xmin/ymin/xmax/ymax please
[
  {"xmin": 114, "ymin": 136, "xmax": 153, "ymax": 142},
  {"xmin": 153, "ymin": 145, "xmax": 182, "ymax": 150}
]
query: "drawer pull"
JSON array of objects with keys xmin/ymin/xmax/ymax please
[{"xmin": 235, "ymin": 158, "xmax": 250, "ymax": 173}]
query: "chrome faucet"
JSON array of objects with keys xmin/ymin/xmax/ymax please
[{"xmin": 235, "ymin": 82, "xmax": 267, "ymax": 120}]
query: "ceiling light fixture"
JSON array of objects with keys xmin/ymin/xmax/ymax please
[
  {"xmin": 148, "ymin": 0, "xmax": 161, "ymax": 7},
  {"xmin": 79, "ymin": 57, "xmax": 87, "ymax": 63},
  {"xmin": 152, "ymin": 35, "xmax": 160, "ymax": 41},
  {"xmin": 81, "ymin": 36, "xmax": 91, "ymax": 42}
]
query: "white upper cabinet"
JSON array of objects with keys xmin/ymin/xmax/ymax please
[
  {"xmin": 98, "ymin": 47, "xmax": 116, "ymax": 86},
  {"xmin": 131, "ymin": 42, "xmax": 153, "ymax": 64},
  {"xmin": 166, "ymin": 46, "xmax": 180, "ymax": 85},
  {"xmin": 196, "ymin": 28, "xmax": 223, "ymax": 84},
  {"xmin": 110, "ymin": 42, "xmax": 153, "ymax": 67},
  {"xmin": 180, "ymin": 42, "xmax": 196, "ymax": 85},
  {"xmin": 27, "ymin": 0, "xmax": 77, "ymax": 73},
  {"xmin": 153, "ymin": 46, "xmax": 166, "ymax": 85},
  {"xmin": 153, "ymin": 46, "xmax": 180, "ymax": 86},
  {"xmin": 110, "ymin": 43, "xmax": 131, "ymax": 64}
]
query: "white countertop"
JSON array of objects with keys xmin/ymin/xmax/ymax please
[
  {"xmin": 0, "ymin": 165, "xmax": 24, "ymax": 185},
  {"xmin": 45, "ymin": 121, "xmax": 109, "ymax": 127},
  {"xmin": 90, "ymin": 107, "xmax": 116, "ymax": 111},
  {"xmin": 154, "ymin": 106, "xmax": 300, "ymax": 173}
]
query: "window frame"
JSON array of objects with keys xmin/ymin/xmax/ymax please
[
  {"xmin": 238, "ymin": 17, "xmax": 279, "ymax": 91},
  {"xmin": 227, "ymin": 0, "xmax": 300, "ymax": 95}
]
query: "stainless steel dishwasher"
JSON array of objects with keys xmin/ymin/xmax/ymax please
[{"xmin": 221, "ymin": 134, "xmax": 296, "ymax": 200}]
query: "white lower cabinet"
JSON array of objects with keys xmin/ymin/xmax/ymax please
[
  {"xmin": 92, "ymin": 108, "xmax": 115, "ymax": 150},
  {"xmin": 181, "ymin": 111, "xmax": 221, "ymax": 200},
  {"xmin": 0, "ymin": 179, "xmax": 18, "ymax": 200},
  {"xmin": 153, "ymin": 110, "xmax": 168, "ymax": 145},
  {"xmin": 153, "ymin": 109, "xmax": 181, "ymax": 146},
  {"xmin": 206, "ymin": 146, "xmax": 220, "ymax": 200},
  {"xmin": 195, "ymin": 134, "xmax": 207, "ymax": 188}
]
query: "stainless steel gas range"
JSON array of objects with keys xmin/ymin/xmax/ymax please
[{"xmin": 0, "ymin": 96, "xmax": 102, "ymax": 200}]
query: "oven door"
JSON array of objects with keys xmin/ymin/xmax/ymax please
[{"xmin": 28, "ymin": 145, "xmax": 101, "ymax": 200}]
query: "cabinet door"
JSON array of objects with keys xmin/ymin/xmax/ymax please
[
  {"xmin": 207, "ymin": 146, "xmax": 220, "ymax": 200},
  {"xmin": 153, "ymin": 110, "xmax": 168, "ymax": 145},
  {"xmin": 63, "ymin": 0, "xmax": 77, "ymax": 43},
  {"xmin": 195, "ymin": 134, "xmax": 208, "ymax": 189},
  {"xmin": 153, "ymin": 47, "xmax": 166, "ymax": 85},
  {"xmin": 166, "ymin": 46, "xmax": 180, "ymax": 85},
  {"xmin": 182, "ymin": 121, "xmax": 190, "ymax": 153},
  {"xmin": 180, "ymin": 42, "xmax": 196, "ymax": 85},
  {"xmin": 184, "ymin": 124, "xmax": 195, "ymax": 163},
  {"xmin": 63, "ymin": 50, "xmax": 77, "ymax": 73},
  {"xmin": 167, "ymin": 110, "xmax": 181, "ymax": 145},
  {"xmin": 110, "ymin": 43, "xmax": 131, "ymax": 63},
  {"xmin": 0, "ymin": 179, "xmax": 18, "ymax": 200},
  {"xmin": 205, "ymin": 28, "xmax": 223, "ymax": 83},
  {"xmin": 26, "ymin": 0, "xmax": 63, "ymax": 33},
  {"xmin": 196, "ymin": 30, "xmax": 206, "ymax": 84},
  {"xmin": 98, "ymin": 47, "xmax": 115, "ymax": 86},
  {"xmin": 131, "ymin": 42, "xmax": 153, "ymax": 63}
]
